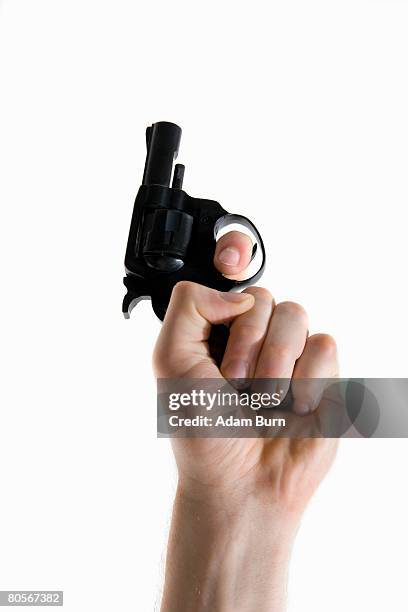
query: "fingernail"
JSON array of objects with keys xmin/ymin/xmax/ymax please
[
  {"xmin": 220, "ymin": 291, "xmax": 253, "ymax": 303},
  {"xmin": 224, "ymin": 359, "xmax": 249, "ymax": 380},
  {"xmin": 218, "ymin": 246, "xmax": 240, "ymax": 266}
]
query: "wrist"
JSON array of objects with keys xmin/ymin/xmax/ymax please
[
  {"xmin": 176, "ymin": 472, "xmax": 304, "ymax": 530},
  {"xmin": 161, "ymin": 485, "xmax": 298, "ymax": 612}
]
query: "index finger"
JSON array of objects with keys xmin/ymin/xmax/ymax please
[{"xmin": 214, "ymin": 231, "xmax": 253, "ymax": 279}]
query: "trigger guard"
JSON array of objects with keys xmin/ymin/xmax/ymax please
[{"xmin": 213, "ymin": 213, "xmax": 266, "ymax": 288}]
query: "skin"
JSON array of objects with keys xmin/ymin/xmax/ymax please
[{"xmin": 153, "ymin": 232, "xmax": 339, "ymax": 612}]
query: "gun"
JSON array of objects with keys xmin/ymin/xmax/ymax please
[{"xmin": 123, "ymin": 121, "xmax": 266, "ymax": 323}]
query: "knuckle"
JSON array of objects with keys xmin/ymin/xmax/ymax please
[
  {"xmin": 276, "ymin": 301, "xmax": 308, "ymax": 324},
  {"xmin": 172, "ymin": 280, "xmax": 197, "ymax": 299},
  {"xmin": 246, "ymin": 286, "xmax": 274, "ymax": 303},
  {"xmin": 231, "ymin": 322, "xmax": 265, "ymax": 343},
  {"xmin": 307, "ymin": 333, "xmax": 337, "ymax": 356},
  {"xmin": 267, "ymin": 343, "xmax": 294, "ymax": 363}
]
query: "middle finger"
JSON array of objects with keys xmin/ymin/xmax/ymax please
[
  {"xmin": 254, "ymin": 301, "xmax": 309, "ymax": 379},
  {"xmin": 221, "ymin": 287, "xmax": 275, "ymax": 380}
]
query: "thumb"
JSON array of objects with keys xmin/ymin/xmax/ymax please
[{"xmin": 153, "ymin": 281, "xmax": 255, "ymax": 378}]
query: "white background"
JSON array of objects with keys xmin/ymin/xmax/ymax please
[{"xmin": 0, "ymin": 0, "xmax": 407, "ymax": 610}]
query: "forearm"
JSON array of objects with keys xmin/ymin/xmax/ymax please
[{"xmin": 161, "ymin": 485, "xmax": 297, "ymax": 612}]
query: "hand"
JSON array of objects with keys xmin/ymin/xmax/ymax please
[
  {"xmin": 153, "ymin": 231, "xmax": 339, "ymax": 612},
  {"xmin": 154, "ymin": 232, "xmax": 339, "ymax": 516}
]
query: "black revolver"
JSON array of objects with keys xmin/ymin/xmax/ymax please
[{"xmin": 123, "ymin": 121, "xmax": 266, "ymax": 322}]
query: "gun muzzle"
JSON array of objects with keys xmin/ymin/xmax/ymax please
[{"xmin": 142, "ymin": 122, "xmax": 182, "ymax": 187}]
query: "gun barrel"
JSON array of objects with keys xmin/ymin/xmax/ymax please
[{"xmin": 142, "ymin": 122, "xmax": 182, "ymax": 187}]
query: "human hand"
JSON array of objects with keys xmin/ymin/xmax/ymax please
[
  {"xmin": 154, "ymin": 236, "xmax": 339, "ymax": 520},
  {"xmin": 154, "ymin": 231, "xmax": 339, "ymax": 611}
]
